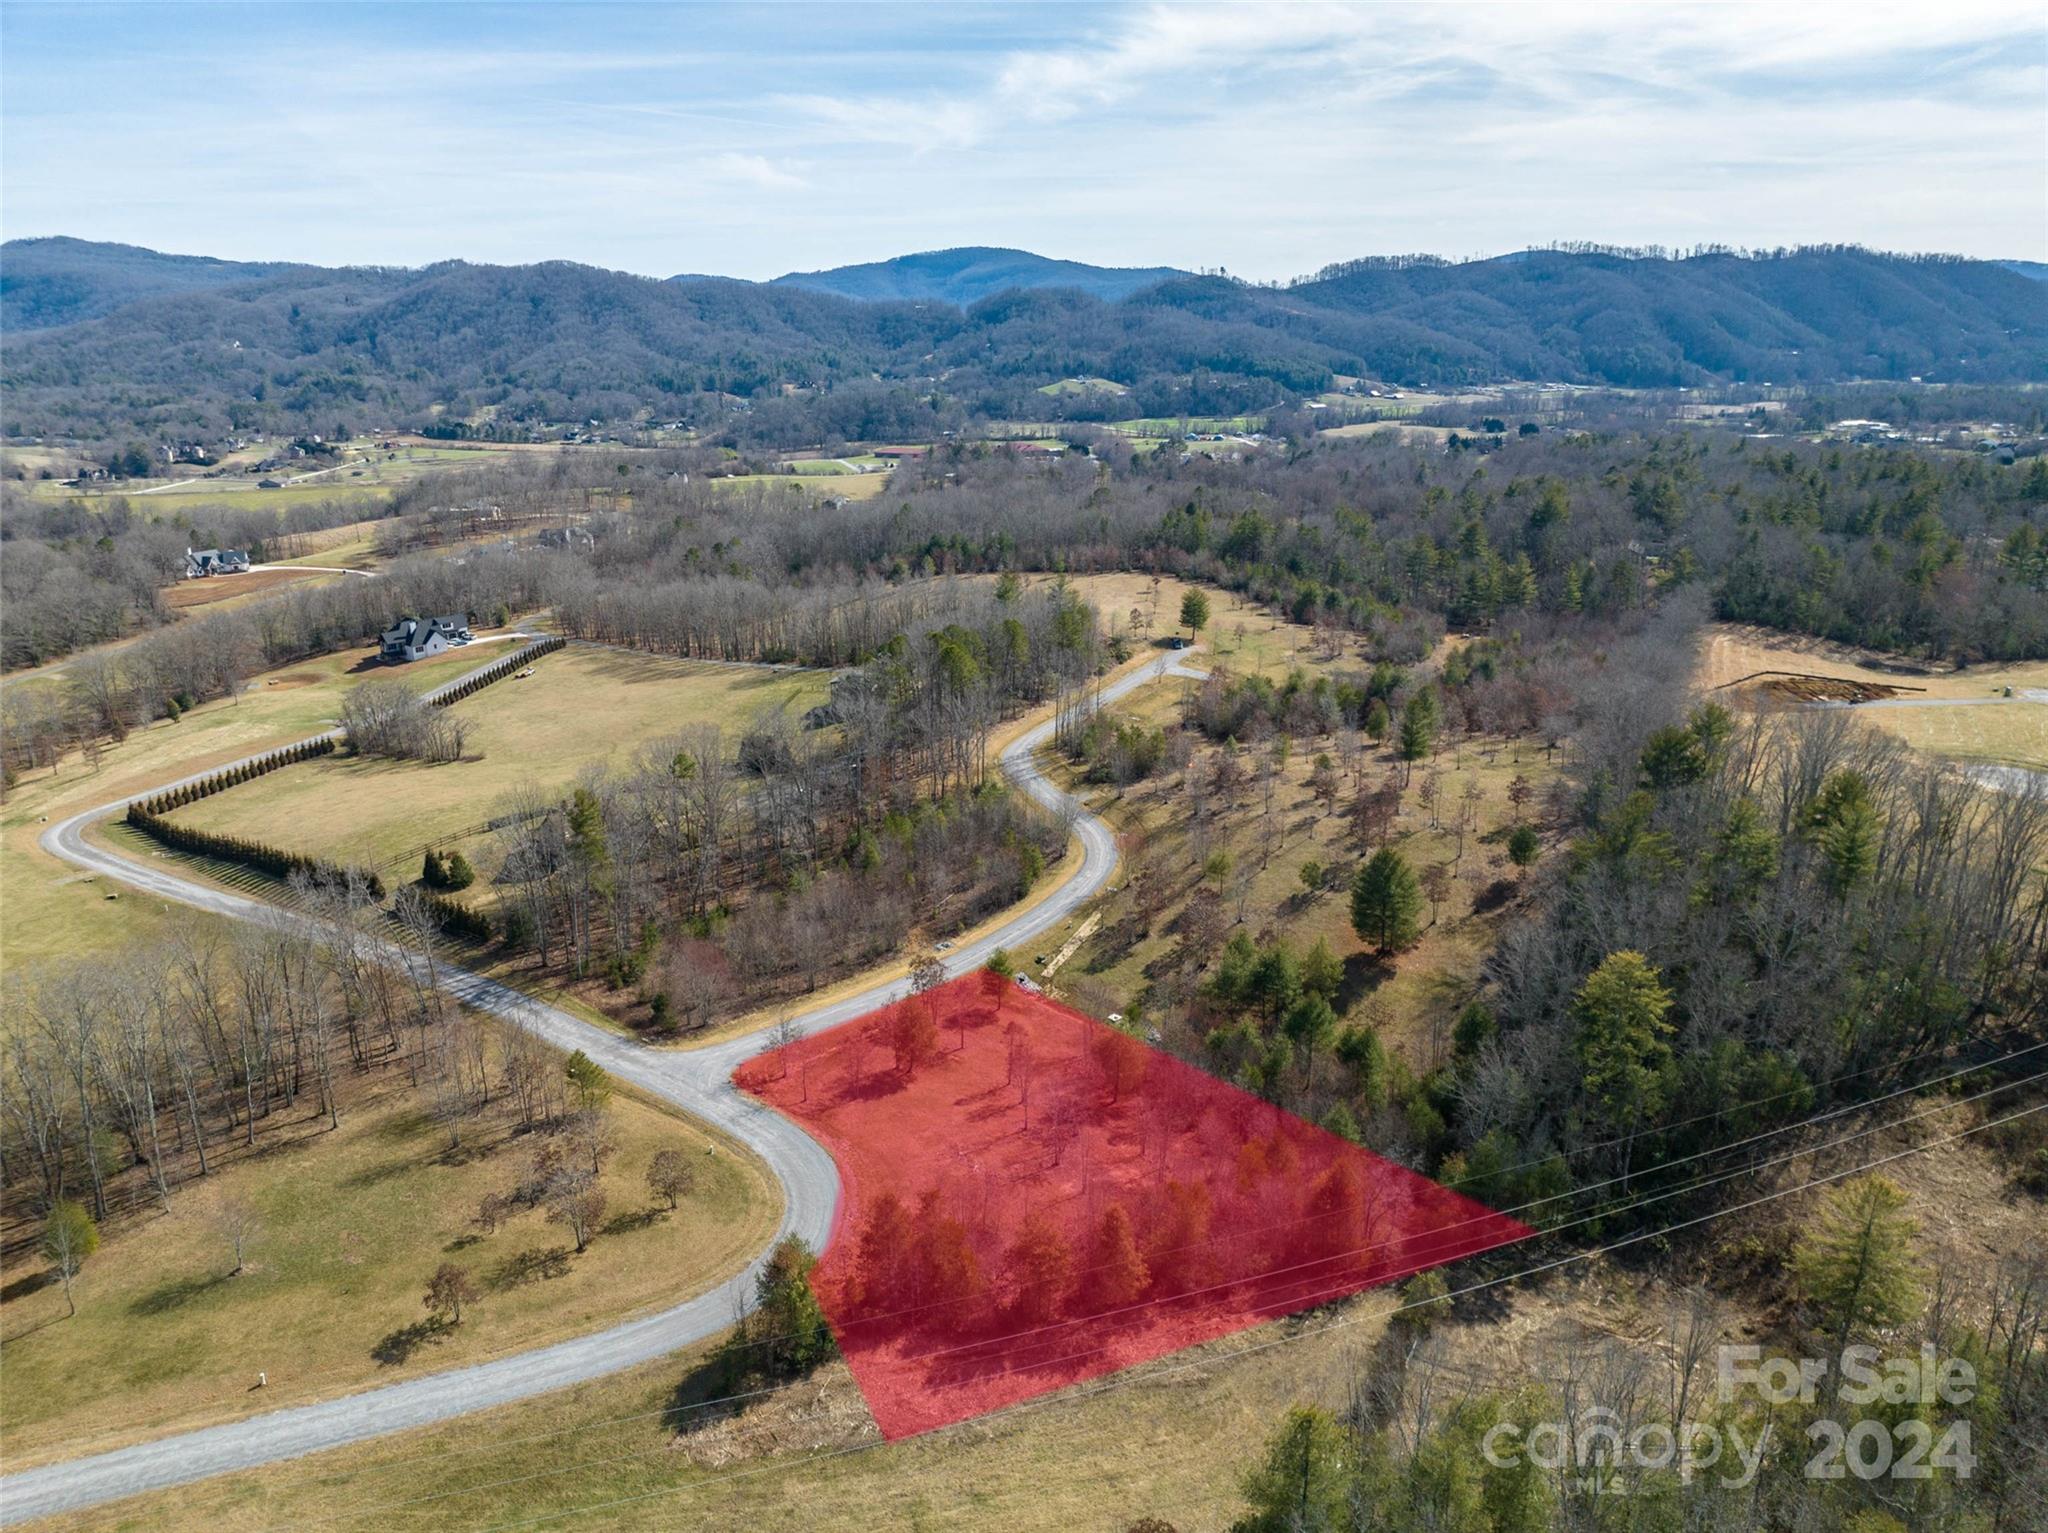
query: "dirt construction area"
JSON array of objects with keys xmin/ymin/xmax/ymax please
[{"xmin": 1698, "ymin": 625, "xmax": 2048, "ymax": 771}]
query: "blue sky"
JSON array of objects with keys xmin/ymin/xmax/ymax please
[{"xmin": 3, "ymin": 1, "xmax": 2043, "ymax": 277}]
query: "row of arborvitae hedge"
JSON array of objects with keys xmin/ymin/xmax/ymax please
[
  {"xmin": 396, "ymin": 640, "xmax": 558, "ymax": 945},
  {"xmin": 118, "ymin": 639, "xmax": 564, "ymax": 920},
  {"xmin": 131, "ymin": 736, "xmax": 339, "ymax": 816},
  {"xmin": 427, "ymin": 635, "xmax": 565, "ymax": 707},
  {"xmin": 418, "ymin": 890, "xmax": 491, "ymax": 943},
  {"xmin": 124, "ymin": 804, "xmax": 385, "ymax": 899}
]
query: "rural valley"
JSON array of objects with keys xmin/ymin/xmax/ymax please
[{"xmin": 2, "ymin": 6, "xmax": 2045, "ymax": 1532}]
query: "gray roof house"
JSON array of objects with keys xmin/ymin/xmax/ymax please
[
  {"xmin": 184, "ymin": 547, "xmax": 251, "ymax": 578},
  {"xmin": 380, "ymin": 613, "xmax": 472, "ymax": 663}
]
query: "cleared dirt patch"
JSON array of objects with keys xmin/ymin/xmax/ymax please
[
  {"xmin": 164, "ymin": 568, "xmax": 327, "ymax": 610},
  {"xmin": 1715, "ymin": 669, "xmax": 1921, "ymax": 704}
]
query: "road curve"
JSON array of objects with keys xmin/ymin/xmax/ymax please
[{"xmin": 0, "ymin": 648, "xmax": 1190, "ymax": 1524}]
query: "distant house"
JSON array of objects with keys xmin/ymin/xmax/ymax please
[
  {"xmin": 184, "ymin": 547, "xmax": 251, "ymax": 578},
  {"xmin": 380, "ymin": 613, "xmax": 472, "ymax": 663}
]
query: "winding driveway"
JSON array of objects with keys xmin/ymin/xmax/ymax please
[{"xmin": 0, "ymin": 648, "xmax": 1191, "ymax": 1525}]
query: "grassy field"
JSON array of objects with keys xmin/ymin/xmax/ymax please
[
  {"xmin": 1048, "ymin": 575, "xmax": 1555, "ymax": 1067},
  {"xmin": 21, "ymin": 441, "xmax": 535, "ymax": 513},
  {"xmin": 1318, "ymin": 420, "xmax": 1457, "ymax": 445},
  {"xmin": 1869, "ymin": 699, "xmax": 2048, "ymax": 770},
  {"xmin": 1698, "ymin": 624, "xmax": 2048, "ymax": 770},
  {"xmin": 167, "ymin": 646, "xmax": 830, "ymax": 893},
  {"xmin": 37, "ymin": 1089, "xmax": 2035, "ymax": 1533},
  {"xmin": 707, "ymin": 470, "xmax": 894, "ymax": 501},
  {"xmin": 0, "ymin": 644, "xmax": 496, "ymax": 980},
  {"xmin": 33, "ymin": 477, "xmax": 401, "ymax": 514},
  {"xmin": 1105, "ymin": 414, "xmax": 1265, "ymax": 438},
  {"xmin": 1035, "ymin": 376, "xmax": 1131, "ymax": 399},
  {"xmin": 0, "ymin": 1051, "xmax": 777, "ymax": 1469}
]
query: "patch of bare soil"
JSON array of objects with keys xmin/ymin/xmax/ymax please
[
  {"xmin": 1719, "ymin": 670, "xmax": 1919, "ymax": 704},
  {"xmin": 165, "ymin": 568, "xmax": 322, "ymax": 610}
]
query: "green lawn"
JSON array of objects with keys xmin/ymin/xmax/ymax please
[
  {"xmin": 1036, "ymin": 376, "xmax": 1132, "ymax": 398},
  {"xmin": 1106, "ymin": 414, "xmax": 1266, "ymax": 438}
]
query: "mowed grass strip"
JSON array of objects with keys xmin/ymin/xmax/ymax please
[
  {"xmin": 167, "ymin": 646, "xmax": 829, "ymax": 883},
  {"xmin": 0, "ymin": 1061, "xmax": 778, "ymax": 1468}
]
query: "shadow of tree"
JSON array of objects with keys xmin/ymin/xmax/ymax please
[
  {"xmin": 341, "ymin": 1154, "xmax": 425, "ymax": 1191},
  {"xmin": 373, "ymin": 1108, "xmax": 435, "ymax": 1144},
  {"xmin": 129, "ymin": 1271, "xmax": 231, "ymax": 1317},
  {"xmin": 1, "ymin": 1269, "xmax": 54, "ymax": 1304},
  {"xmin": 433, "ymin": 1139, "xmax": 501, "ymax": 1169},
  {"xmin": 486, "ymin": 1245, "xmax": 572, "ymax": 1291},
  {"xmin": 662, "ymin": 1344, "xmax": 746, "ymax": 1437},
  {"xmin": 1337, "ymin": 952, "xmax": 1394, "ymax": 1013},
  {"xmin": 601, "ymin": 1206, "xmax": 664, "ymax": 1237},
  {"xmin": 1470, "ymin": 878, "xmax": 1518, "ymax": 915},
  {"xmin": 372, "ymin": 1314, "xmax": 453, "ymax": 1366}
]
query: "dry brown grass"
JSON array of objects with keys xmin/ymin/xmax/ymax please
[
  {"xmin": 1697, "ymin": 623, "xmax": 2048, "ymax": 700},
  {"xmin": 72, "ymin": 1101, "xmax": 2039, "ymax": 1533},
  {"xmin": 163, "ymin": 567, "xmax": 335, "ymax": 610},
  {"xmin": 0, "ymin": 1045, "xmax": 779, "ymax": 1469}
]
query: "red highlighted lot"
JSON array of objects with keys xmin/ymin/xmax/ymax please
[{"xmin": 735, "ymin": 972, "xmax": 1533, "ymax": 1438}]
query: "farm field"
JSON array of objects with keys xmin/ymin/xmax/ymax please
[
  {"xmin": 0, "ymin": 1042, "xmax": 776, "ymax": 1469},
  {"xmin": 166, "ymin": 645, "xmax": 831, "ymax": 896},
  {"xmin": 22, "ymin": 441, "xmax": 537, "ymax": 510},
  {"xmin": 1104, "ymin": 414, "xmax": 1265, "ymax": 437},
  {"xmin": 0, "ymin": 644, "xmax": 497, "ymax": 979},
  {"xmin": 707, "ymin": 470, "xmax": 894, "ymax": 501},
  {"xmin": 779, "ymin": 455, "xmax": 889, "ymax": 475},
  {"xmin": 1036, "ymin": 376, "xmax": 1131, "ymax": 399},
  {"xmin": 32, "ymin": 476, "xmax": 400, "ymax": 514},
  {"xmin": 1318, "ymin": 420, "xmax": 1457, "ymax": 445}
]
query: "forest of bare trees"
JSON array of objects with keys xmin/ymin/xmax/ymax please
[{"xmin": 1, "ymin": 877, "xmax": 566, "ymax": 1236}]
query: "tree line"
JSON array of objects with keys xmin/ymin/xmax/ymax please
[{"xmin": 2, "ymin": 882, "xmax": 554, "ymax": 1232}]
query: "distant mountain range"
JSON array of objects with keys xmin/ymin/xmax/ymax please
[
  {"xmin": 754, "ymin": 247, "xmax": 1189, "ymax": 306},
  {"xmin": 3, "ymin": 238, "xmax": 2042, "ymax": 442}
]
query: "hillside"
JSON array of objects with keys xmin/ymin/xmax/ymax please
[
  {"xmin": 4, "ymin": 241, "xmax": 2043, "ymax": 441},
  {"xmin": 0, "ymin": 237, "xmax": 308, "ymax": 331},
  {"xmin": 764, "ymin": 246, "xmax": 1187, "ymax": 305},
  {"xmin": 1146, "ymin": 247, "xmax": 2048, "ymax": 388}
]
